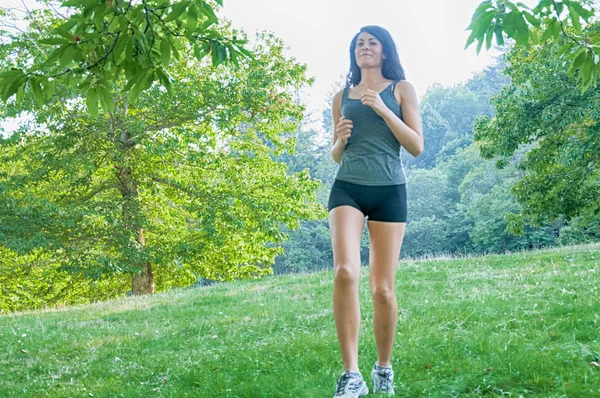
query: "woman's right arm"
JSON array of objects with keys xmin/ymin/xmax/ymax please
[{"xmin": 331, "ymin": 90, "xmax": 353, "ymax": 164}]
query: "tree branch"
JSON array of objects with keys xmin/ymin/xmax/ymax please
[
  {"xmin": 550, "ymin": 0, "xmax": 583, "ymax": 46},
  {"xmin": 151, "ymin": 176, "xmax": 205, "ymax": 198}
]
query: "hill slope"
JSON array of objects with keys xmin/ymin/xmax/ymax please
[{"xmin": 1, "ymin": 244, "xmax": 599, "ymax": 397}]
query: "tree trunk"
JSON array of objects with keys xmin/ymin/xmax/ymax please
[
  {"xmin": 117, "ymin": 163, "xmax": 155, "ymax": 295},
  {"xmin": 115, "ymin": 107, "xmax": 154, "ymax": 295}
]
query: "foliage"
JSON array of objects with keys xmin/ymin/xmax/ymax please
[
  {"xmin": 0, "ymin": 5, "xmax": 321, "ymax": 297},
  {"xmin": 0, "ymin": 247, "xmax": 129, "ymax": 313},
  {"xmin": 0, "ymin": 0, "xmax": 250, "ymax": 113},
  {"xmin": 473, "ymin": 25, "xmax": 600, "ymax": 231},
  {"xmin": 466, "ymin": 0, "xmax": 599, "ymax": 92}
]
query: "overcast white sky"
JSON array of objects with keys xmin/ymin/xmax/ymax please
[
  {"xmin": 220, "ymin": 0, "xmax": 509, "ymax": 108},
  {"xmin": 0, "ymin": 0, "xmax": 537, "ymax": 132}
]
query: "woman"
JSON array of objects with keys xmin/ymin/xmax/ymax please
[{"xmin": 328, "ymin": 25, "xmax": 423, "ymax": 397}]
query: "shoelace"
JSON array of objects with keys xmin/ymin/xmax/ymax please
[
  {"xmin": 374, "ymin": 368, "xmax": 393, "ymax": 391},
  {"xmin": 336, "ymin": 372, "xmax": 363, "ymax": 395}
]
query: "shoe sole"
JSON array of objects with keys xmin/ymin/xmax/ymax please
[{"xmin": 359, "ymin": 383, "xmax": 369, "ymax": 397}]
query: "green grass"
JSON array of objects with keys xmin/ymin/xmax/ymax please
[{"xmin": 1, "ymin": 244, "xmax": 599, "ymax": 397}]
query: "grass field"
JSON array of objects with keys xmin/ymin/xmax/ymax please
[{"xmin": 1, "ymin": 243, "xmax": 599, "ymax": 397}]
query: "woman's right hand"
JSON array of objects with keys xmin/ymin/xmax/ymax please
[{"xmin": 335, "ymin": 116, "xmax": 353, "ymax": 146}]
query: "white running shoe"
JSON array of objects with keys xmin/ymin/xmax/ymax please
[
  {"xmin": 333, "ymin": 370, "xmax": 369, "ymax": 397},
  {"xmin": 371, "ymin": 362, "xmax": 395, "ymax": 395}
]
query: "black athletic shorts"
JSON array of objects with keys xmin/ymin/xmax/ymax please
[{"xmin": 327, "ymin": 179, "xmax": 407, "ymax": 222}]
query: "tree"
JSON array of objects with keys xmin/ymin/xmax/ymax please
[
  {"xmin": 467, "ymin": 1, "xmax": 600, "ymax": 232},
  {"xmin": 466, "ymin": 0, "xmax": 599, "ymax": 92},
  {"xmin": 402, "ymin": 168, "xmax": 451, "ymax": 258},
  {"xmin": 473, "ymin": 29, "xmax": 600, "ymax": 231},
  {"xmin": 0, "ymin": 0, "xmax": 249, "ymax": 111},
  {"xmin": 0, "ymin": 6, "xmax": 321, "ymax": 295}
]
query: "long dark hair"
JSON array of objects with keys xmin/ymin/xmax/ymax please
[{"xmin": 346, "ymin": 25, "xmax": 406, "ymax": 87}]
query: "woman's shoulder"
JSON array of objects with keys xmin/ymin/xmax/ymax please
[
  {"xmin": 394, "ymin": 80, "xmax": 417, "ymax": 102},
  {"xmin": 332, "ymin": 88, "xmax": 346, "ymax": 106},
  {"xmin": 395, "ymin": 79, "xmax": 415, "ymax": 93}
]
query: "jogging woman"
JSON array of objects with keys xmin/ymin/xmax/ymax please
[{"xmin": 328, "ymin": 25, "xmax": 423, "ymax": 397}]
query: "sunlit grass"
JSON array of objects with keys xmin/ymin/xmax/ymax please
[{"xmin": 1, "ymin": 243, "xmax": 599, "ymax": 397}]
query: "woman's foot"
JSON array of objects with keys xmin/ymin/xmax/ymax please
[
  {"xmin": 334, "ymin": 370, "xmax": 369, "ymax": 397},
  {"xmin": 371, "ymin": 362, "xmax": 395, "ymax": 395}
]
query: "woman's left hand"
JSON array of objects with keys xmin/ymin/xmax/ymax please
[{"xmin": 360, "ymin": 89, "xmax": 388, "ymax": 117}]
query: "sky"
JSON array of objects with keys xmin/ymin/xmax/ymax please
[
  {"xmin": 218, "ymin": 0, "xmax": 527, "ymax": 112},
  {"xmin": 0, "ymin": 0, "xmax": 537, "ymax": 132}
]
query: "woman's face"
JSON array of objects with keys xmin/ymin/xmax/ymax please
[{"xmin": 355, "ymin": 32, "xmax": 385, "ymax": 68}]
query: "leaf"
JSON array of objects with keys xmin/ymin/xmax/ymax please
[
  {"xmin": 570, "ymin": 50, "xmax": 587, "ymax": 71},
  {"xmin": 160, "ymin": 39, "xmax": 171, "ymax": 65},
  {"xmin": 237, "ymin": 46, "xmax": 253, "ymax": 58},
  {"xmin": 119, "ymin": 15, "xmax": 128, "ymax": 33},
  {"xmin": 125, "ymin": 38, "xmax": 135, "ymax": 61},
  {"xmin": 165, "ymin": 1, "xmax": 190, "ymax": 22},
  {"xmin": 59, "ymin": 45, "xmax": 76, "ymax": 68},
  {"xmin": 193, "ymin": 43, "xmax": 209, "ymax": 61},
  {"xmin": 186, "ymin": 3, "xmax": 199, "ymax": 32},
  {"xmin": 475, "ymin": 11, "xmax": 496, "ymax": 38},
  {"xmin": 471, "ymin": 0, "xmax": 494, "ymax": 23},
  {"xmin": 199, "ymin": 1, "xmax": 218, "ymax": 23},
  {"xmin": 553, "ymin": 1, "xmax": 564, "ymax": 15},
  {"xmin": 1, "ymin": 76, "xmax": 26, "ymax": 102},
  {"xmin": 495, "ymin": 25, "xmax": 505, "ymax": 46},
  {"xmin": 114, "ymin": 34, "xmax": 129, "ymax": 63},
  {"xmin": 86, "ymin": 88, "xmax": 98, "ymax": 117},
  {"xmin": 98, "ymin": 87, "xmax": 114, "ymax": 113},
  {"xmin": 465, "ymin": 30, "xmax": 478, "ymax": 50},
  {"xmin": 556, "ymin": 42, "xmax": 573, "ymax": 58},
  {"xmin": 504, "ymin": 12, "xmax": 518, "ymax": 37},
  {"xmin": 567, "ymin": 5, "xmax": 581, "ymax": 33},
  {"xmin": 550, "ymin": 18, "xmax": 561, "ymax": 38},
  {"xmin": 476, "ymin": 36, "xmax": 484, "ymax": 54},
  {"xmin": 580, "ymin": 59, "xmax": 593, "ymax": 89},
  {"xmin": 61, "ymin": 0, "xmax": 86, "ymax": 6},
  {"xmin": 569, "ymin": 2, "xmax": 594, "ymax": 21},
  {"xmin": 44, "ymin": 45, "xmax": 69, "ymax": 66},
  {"xmin": 514, "ymin": 13, "xmax": 530, "ymax": 45},
  {"xmin": 211, "ymin": 43, "xmax": 220, "ymax": 65},
  {"xmin": 39, "ymin": 38, "xmax": 71, "ymax": 45},
  {"xmin": 522, "ymin": 12, "xmax": 541, "ymax": 27},
  {"xmin": 129, "ymin": 69, "xmax": 154, "ymax": 101},
  {"xmin": 156, "ymin": 68, "xmax": 173, "ymax": 97},
  {"xmin": 541, "ymin": 19, "xmax": 558, "ymax": 42},
  {"xmin": 93, "ymin": 8, "xmax": 105, "ymax": 30},
  {"xmin": 42, "ymin": 80, "xmax": 55, "ymax": 97},
  {"xmin": 197, "ymin": 18, "xmax": 216, "ymax": 32},
  {"xmin": 485, "ymin": 29, "xmax": 493, "ymax": 50},
  {"xmin": 533, "ymin": 0, "xmax": 552, "ymax": 14},
  {"xmin": 15, "ymin": 83, "xmax": 25, "ymax": 105},
  {"xmin": 29, "ymin": 77, "xmax": 44, "ymax": 107}
]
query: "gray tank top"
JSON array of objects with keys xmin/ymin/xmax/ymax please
[{"xmin": 335, "ymin": 81, "xmax": 406, "ymax": 186}]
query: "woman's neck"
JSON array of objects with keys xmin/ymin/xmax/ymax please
[{"xmin": 358, "ymin": 68, "xmax": 387, "ymax": 87}]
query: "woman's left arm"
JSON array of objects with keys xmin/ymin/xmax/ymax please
[{"xmin": 361, "ymin": 80, "xmax": 424, "ymax": 157}]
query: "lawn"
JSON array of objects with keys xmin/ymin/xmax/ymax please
[{"xmin": 1, "ymin": 243, "xmax": 599, "ymax": 397}]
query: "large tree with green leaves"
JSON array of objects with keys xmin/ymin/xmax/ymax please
[
  {"xmin": 0, "ymin": 2, "xmax": 321, "ymax": 296},
  {"xmin": 466, "ymin": 0, "xmax": 599, "ymax": 231},
  {"xmin": 474, "ymin": 35, "xmax": 600, "ymax": 231}
]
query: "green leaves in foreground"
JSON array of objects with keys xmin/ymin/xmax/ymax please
[
  {"xmin": 465, "ymin": 0, "xmax": 599, "ymax": 92},
  {"xmin": 0, "ymin": 0, "xmax": 251, "ymax": 115}
]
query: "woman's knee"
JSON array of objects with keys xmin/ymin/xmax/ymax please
[
  {"xmin": 334, "ymin": 262, "xmax": 360, "ymax": 285},
  {"xmin": 371, "ymin": 285, "xmax": 396, "ymax": 305}
]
